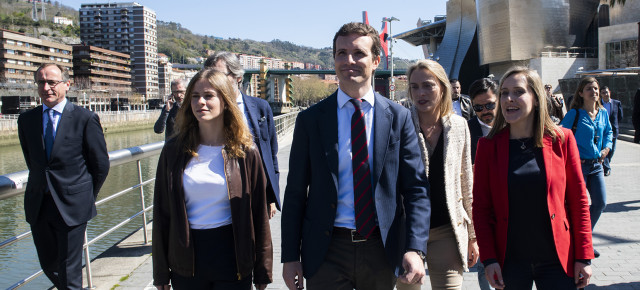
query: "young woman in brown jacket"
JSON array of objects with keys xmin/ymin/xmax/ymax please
[{"xmin": 152, "ymin": 69, "xmax": 272, "ymax": 290}]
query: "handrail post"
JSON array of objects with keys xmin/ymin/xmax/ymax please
[
  {"xmin": 84, "ymin": 232, "xmax": 95, "ymax": 289},
  {"xmin": 137, "ymin": 160, "xmax": 149, "ymax": 244}
]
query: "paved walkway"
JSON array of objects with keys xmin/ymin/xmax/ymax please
[{"xmin": 96, "ymin": 136, "xmax": 640, "ymax": 290}]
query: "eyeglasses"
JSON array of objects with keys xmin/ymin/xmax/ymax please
[
  {"xmin": 36, "ymin": 80, "xmax": 64, "ymax": 88},
  {"xmin": 472, "ymin": 102, "xmax": 496, "ymax": 112}
]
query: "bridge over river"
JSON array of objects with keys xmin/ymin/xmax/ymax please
[{"xmin": 1, "ymin": 110, "xmax": 639, "ymax": 289}]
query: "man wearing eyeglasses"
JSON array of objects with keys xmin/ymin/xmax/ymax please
[
  {"xmin": 17, "ymin": 63, "xmax": 110, "ymax": 289},
  {"xmin": 154, "ymin": 79, "xmax": 186, "ymax": 139}
]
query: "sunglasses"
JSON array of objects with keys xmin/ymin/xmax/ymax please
[{"xmin": 472, "ymin": 102, "xmax": 496, "ymax": 112}]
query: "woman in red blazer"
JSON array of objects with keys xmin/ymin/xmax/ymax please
[{"xmin": 472, "ymin": 67, "xmax": 594, "ymax": 289}]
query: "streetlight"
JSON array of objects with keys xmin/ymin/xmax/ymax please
[{"xmin": 383, "ymin": 16, "xmax": 399, "ymax": 100}]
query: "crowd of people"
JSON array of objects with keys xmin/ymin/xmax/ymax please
[{"xmin": 17, "ymin": 21, "xmax": 633, "ymax": 290}]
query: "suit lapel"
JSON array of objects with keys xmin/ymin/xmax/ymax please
[
  {"xmin": 496, "ymin": 129, "xmax": 509, "ymax": 210},
  {"xmin": 242, "ymin": 93, "xmax": 261, "ymax": 139},
  {"xmin": 32, "ymin": 106, "xmax": 48, "ymax": 162},
  {"xmin": 541, "ymin": 134, "xmax": 554, "ymax": 200},
  {"xmin": 373, "ymin": 94, "xmax": 391, "ymax": 189},
  {"xmin": 318, "ymin": 93, "xmax": 340, "ymax": 192},
  {"xmin": 50, "ymin": 101, "xmax": 74, "ymax": 160}
]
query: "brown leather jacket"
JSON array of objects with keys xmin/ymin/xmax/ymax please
[{"xmin": 152, "ymin": 139, "xmax": 273, "ymax": 286}]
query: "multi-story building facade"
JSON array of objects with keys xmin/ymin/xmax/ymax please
[
  {"xmin": 0, "ymin": 29, "xmax": 73, "ymax": 87},
  {"xmin": 158, "ymin": 53, "xmax": 171, "ymax": 97},
  {"xmin": 79, "ymin": 2, "xmax": 158, "ymax": 99},
  {"xmin": 72, "ymin": 45, "xmax": 131, "ymax": 92}
]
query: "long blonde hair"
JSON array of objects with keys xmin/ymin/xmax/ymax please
[
  {"xmin": 406, "ymin": 59, "xmax": 453, "ymax": 119},
  {"xmin": 488, "ymin": 66, "xmax": 563, "ymax": 146},
  {"xmin": 174, "ymin": 69, "xmax": 253, "ymax": 158}
]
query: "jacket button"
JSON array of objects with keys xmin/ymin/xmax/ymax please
[
  {"xmin": 551, "ymin": 214, "xmax": 555, "ymax": 219},
  {"xmin": 324, "ymin": 231, "xmax": 330, "ymax": 236}
]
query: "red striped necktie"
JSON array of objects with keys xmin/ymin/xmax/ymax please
[{"xmin": 350, "ymin": 99, "xmax": 376, "ymax": 238}]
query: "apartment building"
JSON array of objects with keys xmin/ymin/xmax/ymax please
[
  {"xmin": 79, "ymin": 2, "xmax": 158, "ymax": 99},
  {"xmin": 0, "ymin": 29, "xmax": 73, "ymax": 87},
  {"xmin": 72, "ymin": 45, "xmax": 131, "ymax": 92},
  {"xmin": 157, "ymin": 53, "xmax": 171, "ymax": 96}
]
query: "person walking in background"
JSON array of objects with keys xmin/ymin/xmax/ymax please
[
  {"xmin": 634, "ymin": 88, "xmax": 640, "ymax": 143},
  {"xmin": 474, "ymin": 67, "xmax": 593, "ymax": 289},
  {"xmin": 281, "ymin": 22, "xmax": 430, "ymax": 290},
  {"xmin": 154, "ymin": 79, "xmax": 186, "ymax": 139},
  {"xmin": 396, "ymin": 59, "xmax": 477, "ymax": 290},
  {"xmin": 152, "ymin": 69, "xmax": 272, "ymax": 290},
  {"xmin": 450, "ymin": 79, "xmax": 475, "ymax": 120},
  {"xmin": 560, "ymin": 77, "xmax": 612, "ymax": 258},
  {"xmin": 599, "ymin": 86, "xmax": 623, "ymax": 176},
  {"xmin": 467, "ymin": 77, "xmax": 499, "ymax": 290},
  {"xmin": 203, "ymin": 51, "xmax": 281, "ymax": 219},
  {"xmin": 18, "ymin": 63, "xmax": 110, "ymax": 289},
  {"xmin": 545, "ymin": 84, "xmax": 564, "ymax": 122}
]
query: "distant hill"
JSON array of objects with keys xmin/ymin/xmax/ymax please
[
  {"xmin": 157, "ymin": 21, "xmax": 335, "ymax": 68},
  {"xmin": 0, "ymin": 0, "xmax": 79, "ymax": 40}
]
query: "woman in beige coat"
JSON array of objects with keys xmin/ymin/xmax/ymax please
[{"xmin": 397, "ymin": 59, "xmax": 478, "ymax": 290}]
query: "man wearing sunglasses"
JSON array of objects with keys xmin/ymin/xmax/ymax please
[
  {"xmin": 467, "ymin": 78, "xmax": 498, "ymax": 163},
  {"xmin": 18, "ymin": 63, "xmax": 110, "ymax": 289}
]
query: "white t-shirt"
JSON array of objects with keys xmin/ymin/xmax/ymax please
[{"xmin": 182, "ymin": 145, "xmax": 232, "ymax": 229}]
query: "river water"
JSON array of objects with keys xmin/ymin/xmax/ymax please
[{"xmin": 0, "ymin": 128, "xmax": 164, "ymax": 289}]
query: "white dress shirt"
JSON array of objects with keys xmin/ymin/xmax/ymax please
[{"xmin": 42, "ymin": 98, "xmax": 67, "ymax": 139}]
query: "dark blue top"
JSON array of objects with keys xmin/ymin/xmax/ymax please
[
  {"xmin": 428, "ymin": 131, "xmax": 450, "ymax": 229},
  {"xmin": 506, "ymin": 138, "xmax": 557, "ymax": 262}
]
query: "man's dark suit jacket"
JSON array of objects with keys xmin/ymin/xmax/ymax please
[
  {"xmin": 281, "ymin": 92, "xmax": 431, "ymax": 278},
  {"xmin": 153, "ymin": 104, "xmax": 180, "ymax": 139},
  {"xmin": 467, "ymin": 116, "xmax": 484, "ymax": 163},
  {"xmin": 458, "ymin": 94, "xmax": 475, "ymax": 121},
  {"xmin": 601, "ymin": 99, "xmax": 623, "ymax": 138},
  {"xmin": 242, "ymin": 93, "xmax": 280, "ymax": 209},
  {"xmin": 18, "ymin": 101, "xmax": 110, "ymax": 226}
]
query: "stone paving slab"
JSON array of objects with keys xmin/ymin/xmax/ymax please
[{"xmin": 101, "ymin": 137, "xmax": 640, "ymax": 290}]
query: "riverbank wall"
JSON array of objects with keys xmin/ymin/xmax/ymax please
[{"xmin": 0, "ymin": 110, "xmax": 162, "ymax": 146}]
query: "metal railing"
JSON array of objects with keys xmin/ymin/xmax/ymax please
[{"xmin": 0, "ymin": 110, "xmax": 298, "ymax": 289}]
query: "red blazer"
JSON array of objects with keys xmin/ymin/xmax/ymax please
[{"xmin": 472, "ymin": 127, "xmax": 594, "ymax": 276}]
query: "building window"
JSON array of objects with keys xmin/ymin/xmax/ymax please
[{"xmin": 606, "ymin": 39, "xmax": 638, "ymax": 69}]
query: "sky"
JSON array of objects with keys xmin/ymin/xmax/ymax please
[{"xmin": 59, "ymin": 0, "xmax": 447, "ymax": 60}]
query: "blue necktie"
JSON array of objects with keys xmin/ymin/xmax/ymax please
[{"xmin": 44, "ymin": 109, "xmax": 54, "ymax": 160}]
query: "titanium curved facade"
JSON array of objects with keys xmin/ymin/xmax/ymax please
[
  {"xmin": 476, "ymin": 0, "xmax": 600, "ymax": 66},
  {"xmin": 433, "ymin": 0, "xmax": 477, "ymax": 79}
]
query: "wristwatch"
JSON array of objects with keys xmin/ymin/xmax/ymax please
[{"xmin": 407, "ymin": 249, "xmax": 426, "ymax": 262}]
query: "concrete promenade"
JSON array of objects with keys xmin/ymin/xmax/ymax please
[{"xmin": 86, "ymin": 135, "xmax": 640, "ymax": 290}]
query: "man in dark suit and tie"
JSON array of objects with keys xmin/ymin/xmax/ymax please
[
  {"xmin": 18, "ymin": 63, "xmax": 110, "ymax": 289},
  {"xmin": 467, "ymin": 78, "xmax": 498, "ymax": 163},
  {"xmin": 204, "ymin": 51, "xmax": 281, "ymax": 217},
  {"xmin": 281, "ymin": 22, "xmax": 431, "ymax": 290},
  {"xmin": 600, "ymin": 86, "xmax": 623, "ymax": 176}
]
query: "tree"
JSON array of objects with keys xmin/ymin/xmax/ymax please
[{"xmin": 610, "ymin": 0, "xmax": 626, "ymax": 7}]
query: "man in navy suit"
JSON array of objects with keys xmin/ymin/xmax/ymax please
[
  {"xmin": 281, "ymin": 22, "xmax": 431, "ymax": 290},
  {"xmin": 18, "ymin": 63, "xmax": 110, "ymax": 289},
  {"xmin": 600, "ymin": 86, "xmax": 623, "ymax": 176},
  {"xmin": 204, "ymin": 51, "xmax": 281, "ymax": 217}
]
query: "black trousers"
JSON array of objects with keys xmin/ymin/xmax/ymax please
[
  {"xmin": 307, "ymin": 227, "xmax": 396, "ymax": 290},
  {"xmin": 171, "ymin": 225, "xmax": 252, "ymax": 290},
  {"xmin": 502, "ymin": 259, "xmax": 577, "ymax": 290},
  {"xmin": 31, "ymin": 194, "xmax": 87, "ymax": 290}
]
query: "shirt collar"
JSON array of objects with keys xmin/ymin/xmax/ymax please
[
  {"xmin": 42, "ymin": 98, "xmax": 67, "ymax": 115},
  {"xmin": 337, "ymin": 87, "xmax": 375, "ymax": 109},
  {"xmin": 236, "ymin": 91, "xmax": 244, "ymax": 105},
  {"xmin": 602, "ymin": 99, "xmax": 611, "ymax": 104},
  {"xmin": 478, "ymin": 118, "xmax": 492, "ymax": 130}
]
